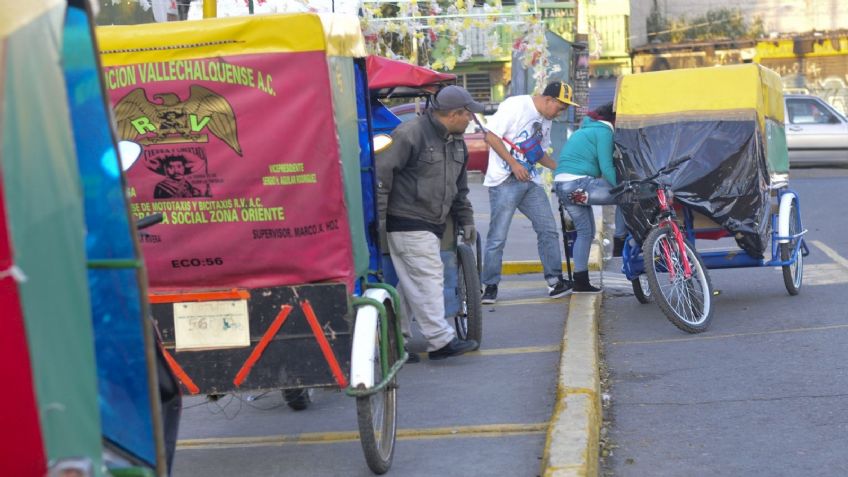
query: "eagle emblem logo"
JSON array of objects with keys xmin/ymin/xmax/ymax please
[{"xmin": 114, "ymin": 85, "xmax": 242, "ymax": 156}]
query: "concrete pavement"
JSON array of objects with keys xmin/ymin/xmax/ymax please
[
  {"xmin": 467, "ymin": 173, "xmax": 606, "ymax": 477},
  {"xmin": 600, "ymin": 169, "xmax": 848, "ymax": 476},
  {"xmin": 170, "ymin": 176, "xmax": 607, "ymax": 477}
]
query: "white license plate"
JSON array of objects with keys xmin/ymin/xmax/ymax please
[{"xmin": 174, "ymin": 300, "xmax": 250, "ymax": 351}]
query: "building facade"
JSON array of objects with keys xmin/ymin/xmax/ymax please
[
  {"xmin": 586, "ymin": 0, "xmax": 631, "ymax": 78},
  {"xmin": 631, "ymin": 33, "xmax": 848, "ymax": 114},
  {"xmin": 629, "ymin": 0, "xmax": 848, "ymax": 48}
]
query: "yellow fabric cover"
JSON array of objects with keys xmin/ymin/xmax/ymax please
[
  {"xmin": 615, "ymin": 64, "xmax": 785, "ymax": 130},
  {"xmin": 318, "ymin": 13, "xmax": 367, "ymax": 58},
  {"xmin": 1, "ymin": 0, "xmax": 63, "ymax": 39},
  {"xmin": 97, "ymin": 13, "xmax": 327, "ymax": 67}
]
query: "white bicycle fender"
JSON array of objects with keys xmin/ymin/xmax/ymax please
[
  {"xmin": 778, "ymin": 192, "xmax": 796, "ymax": 244},
  {"xmin": 350, "ymin": 288, "xmax": 393, "ymax": 390}
]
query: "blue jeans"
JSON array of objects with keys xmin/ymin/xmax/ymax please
[
  {"xmin": 554, "ymin": 177, "xmax": 617, "ymax": 273},
  {"xmin": 483, "ymin": 176, "xmax": 562, "ymax": 287}
]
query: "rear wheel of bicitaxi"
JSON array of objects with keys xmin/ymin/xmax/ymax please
[
  {"xmin": 781, "ymin": 201, "xmax": 803, "ymax": 296},
  {"xmin": 631, "ymin": 275, "xmax": 653, "ymax": 304},
  {"xmin": 643, "ymin": 225, "xmax": 713, "ymax": 334},
  {"xmin": 455, "ymin": 243, "xmax": 482, "ymax": 348},
  {"xmin": 282, "ymin": 388, "xmax": 311, "ymax": 411}
]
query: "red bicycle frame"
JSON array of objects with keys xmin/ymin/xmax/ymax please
[{"xmin": 655, "ymin": 188, "xmax": 694, "ymax": 280}]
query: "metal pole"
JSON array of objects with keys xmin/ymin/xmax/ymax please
[
  {"xmin": 203, "ymin": 0, "xmax": 217, "ymax": 18},
  {"xmin": 558, "ymin": 202, "xmax": 574, "ymax": 283},
  {"xmin": 248, "ymin": 0, "xmax": 254, "ymax": 14}
]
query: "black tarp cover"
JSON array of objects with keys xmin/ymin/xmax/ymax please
[
  {"xmin": 614, "ymin": 116, "xmax": 772, "ymax": 257},
  {"xmin": 612, "ymin": 65, "xmax": 789, "ymax": 258}
]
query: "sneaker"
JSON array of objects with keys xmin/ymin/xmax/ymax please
[
  {"xmin": 481, "ymin": 284, "xmax": 498, "ymax": 304},
  {"xmin": 548, "ymin": 278, "xmax": 573, "ymax": 298},
  {"xmin": 428, "ymin": 337, "xmax": 479, "ymax": 360}
]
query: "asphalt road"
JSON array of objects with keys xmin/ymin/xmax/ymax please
[
  {"xmin": 169, "ymin": 179, "xmax": 578, "ymax": 477},
  {"xmin": 601, "ymin": 167, "xmax": 848, "ymax": 476}
]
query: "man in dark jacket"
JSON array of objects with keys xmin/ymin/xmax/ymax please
[{"xmin": 377, "ymin": 86, "xmax": 480, "ymax": 360}]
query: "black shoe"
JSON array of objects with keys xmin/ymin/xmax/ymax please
[
  {"xmin": 612, "ymin": 236, "xmax": 626, "ymax": 258},
  {"xmin": 481, "ymin": 284, "xmax": 498, "ymax": 304},
  {"xmin": 548, "ymin": 278, "xmax": 573, "ymax": 298},
  {"xmin": 428, "ymin": 337, "xmax": 479, "ymax": 360},
  {"xmin": 573, "ymin": 271, "xmax": 601, "ymax": 293},
  {"xmin": 405, "ymin": 348, "xmax": 420, "ymax": 363}
]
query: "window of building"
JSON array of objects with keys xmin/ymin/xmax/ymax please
[{"xmin": 457, "ymin": 73, "xmax": 492, "ymax": 102}]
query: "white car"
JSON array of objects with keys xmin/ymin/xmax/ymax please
[{"xmin": 784, "ymin": 94, "xmax": 848, "ymax": 167}]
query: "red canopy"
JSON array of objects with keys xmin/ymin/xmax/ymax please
[{"xmin": 366, "ymin": 55, "xmax": 456, "ymax": 90}]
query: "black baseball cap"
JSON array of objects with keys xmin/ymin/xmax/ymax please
[
  {"xmin": 433, "ymin": 85, "xmax": 485, "ymax": 113},
  {"xmin": 542, "ymin": 81, "xmax": 579, "ymax": 107}
]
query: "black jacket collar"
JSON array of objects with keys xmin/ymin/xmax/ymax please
[{"xmin": 425, "ymin": 110, "xmax": 455, "ymax": 141}]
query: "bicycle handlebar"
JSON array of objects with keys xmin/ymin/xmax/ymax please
[
  {"xmin": 610, "ymin": 156, "xmax": 692, "ymax": 195},
  {"xmin": 137, "ymin": 213, "xmax": 164, "ymax": 230}
]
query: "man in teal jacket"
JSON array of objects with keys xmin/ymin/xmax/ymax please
[{"xmin": 553, "ymin": 102, "xmax": 618, "ymax": 292}]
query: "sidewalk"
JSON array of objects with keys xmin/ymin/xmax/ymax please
[
  {"xmin": 467, "ymin": 175, "xmax": 606, "ymax": 477},
  {"xmin": 170, "ymin": 177, "xmax": 607, "ymax": 477}
]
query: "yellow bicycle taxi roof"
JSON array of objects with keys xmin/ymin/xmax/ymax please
[{"xmin": 615, "ymin": 64, "xmax": 785, "ymax": 129}]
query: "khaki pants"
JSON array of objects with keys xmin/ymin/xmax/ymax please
[{"xmin": 387, "ymin": 231, "xmax": 455, "ymax": 351}]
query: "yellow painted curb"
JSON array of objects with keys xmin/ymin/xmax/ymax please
[
  {"xmin": 540, "ymin": 292, "xmax": 602, "ymax": 477},
  {"xmin": 502, "ymin": 256, "xmax": 600, "ymax": 275},
  {"xmin": 502, "ymin": 213, "xmax": 604, "ymax": 276},
  {"xmin": 509, "ymin": 206, "xmax": 605, "ymax": 475}
]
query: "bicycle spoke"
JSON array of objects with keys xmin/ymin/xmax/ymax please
[
  {"xmin": 687, "ymin": 282, "xmax": 704, "ymax": 310},
  {"xmin": 674, "ymin": 279, "xmax": 692, "ymax": 322},
  {"xmin": 682, "ymin": 282, "xmax": 699, "ymax": 322},
  {"xmin": 651, "ymin": 232, "xmax": 710, "ymax": 326},
  {"xmin": 678, "ymin": 262, "xmax": 699, "ymax": 322},
  {"xmin": 684, "ymin": 254, "xmax": 707, "ymax": 322}
]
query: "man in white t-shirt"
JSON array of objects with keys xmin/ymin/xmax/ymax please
[{"xmin": 480, "ymin": 82, "xmax": 578, "ymax": 304}]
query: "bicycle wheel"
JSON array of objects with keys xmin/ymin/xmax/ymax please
[
  {"xmin": 355, "ymin": 300, "xmax": 399, "ymax": 475},
  {"xmin": 455, "ymin": 243, "xmax": 482, "ymax": 347},
  {"xmin": 643, "ymin": 225, "xmax": 713, "ymax": 333},
  {"xmin": 631, "ymin": 275, "xmax": 652, "ymax": 304},
  {"xmin": 282, "ymin": 388, "xmax": 311, "ymax": 411},
  {"xmin": 475, "ymin": 232, "xmax": 483, "ymax": 278},
  {"xmin": 781, "ymin": 200, "xmax": 803, "ymax": 296}
]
